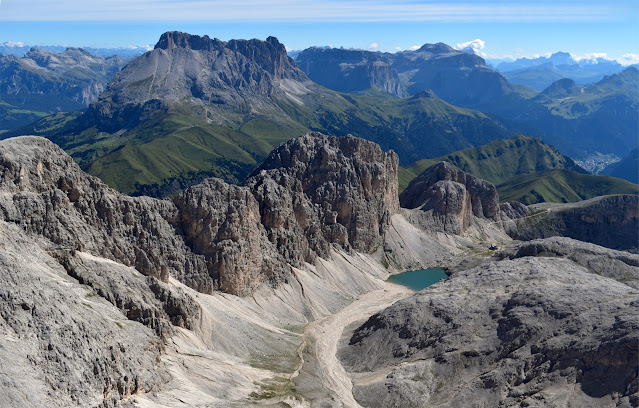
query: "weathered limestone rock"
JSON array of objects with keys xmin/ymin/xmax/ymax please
[
  {"xmin": 0, "ymin": 134, "xmax": 399, "ymax": 296},
  {"xmin": 340, "ymin": 257, "xmax": 639, "ymax": 407},
  {"xmin": 243, "ymin": 132, "xmax": 399, "ymax": 266},
  {"xmin": 174, "ymin": 178, "xmax": 289, "ymax": 295},
  {"xmin": 497, "ymin": 236, "xmax": 639, "ymax": 288},
  {"xmin": 399, "ymin": 161, "xmax": 499, "ymax": 233},
  {"xmin": 507, "ymin": 195, "xmax": 639, "ymax": 251},
  {"xmin": 0, "ymin": 222, "xmax": 163, "ymax": 408}
]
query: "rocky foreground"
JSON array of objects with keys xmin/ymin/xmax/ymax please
[
  {"xmin": 0, "ymin": 133, "xmax": 637, "ymax": 407},
  {"xmin": 341, "ymin": 256, "xmax": 638, "ymax": 407}
]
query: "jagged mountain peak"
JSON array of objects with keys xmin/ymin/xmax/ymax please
[
  {"xmin": 154, "ymin": 31, "xmax": 224, "ymax": 51},
  {"xmin": 92, "ymin": 31, "xmax": 308, "ymax": 116},
  {"xmin": 154, "ymin": 31, "xmax": 287, "ymax": 55}
]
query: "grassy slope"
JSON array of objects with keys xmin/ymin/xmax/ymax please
[
  {"xmin": 399, "ymin": 135, "xmax": 584, "ymax": 191},
  {"xmin": 8, "ymin": 86, "xmax": 511, "ymax": 196},
  {"xmin": 81, "ymin": 112, "xmax": 308, "ymax": 194},
  {"xmin": 534, "ymin": 67, "xmax": 639, "ymax": 119},
  {"xmin": 397, "ymin": 134, "xmax": 637, "ymax": 204},
  {"xmin": 497, "ymin": 169, "xmax": 638, "ymax": 204}
]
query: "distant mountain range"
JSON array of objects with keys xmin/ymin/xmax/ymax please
[
  {"xmin": 489, "ymin": 52, "xmax": 632, "ymax": 91},
  {"xmin": 7, "ymin": 32, "xmax": 510, "ymax": 196},
  {"xmin": 0, "ymin": 42, "xmax": 150, "ymax": 58},
  {"xmin": 0, "ymin": 48, "xmax": 127, "ymax": 132},
  {"xmin": 481, "ymin": 67, "xmax": 639, "ymax": 158},
  {"xmin": 295, "ymin": 45, "xmax": 638, "ymax": 159},
  {"xmin": 3, "ymin": 32, "xmax": 637, "ymax": 202},
  {"xmin": 296, "ymin": 43, "xmax": 516, "ymax": 104}
]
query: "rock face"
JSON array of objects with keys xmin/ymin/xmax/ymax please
[
  {"xmin": 497, "ymin": 236, "xmax": 639, "ymax": 288},
  {"xmin": 92, "ymin": 31, "xmax": 307, "ymax": 123},
  {"xmin": 399, "ymin": 161, "xmax": 499, "ymax": 233},
  {"xmin": 508, "ymin": 195, "xmax": 639, "ymax": 251},
  {"xmin": 174, "ymin": 178, "xmax": 288, "ymax": 295},
  {"xmin": 295, "ymin": 42, "xmax": 513, "ymax": 104},
  {"xmin": 340, "ymin": 257, "xmax": 639, "ymax": 408},
  {"xmin": 0, "ymin": 132, "xmax": 400, "ymax": 405},
  {"xmin": 243, "ymin": 132, "xmax": 399, "ymax": 266},
  {"xmin": 295, "ymin": 47, "xmax": 406, "ymax": 97},
  {"xmin": 0, "ymin": 133, "xmax": 398, "ymax": 296},
  {"xmin": 0, "ymin": 136, "xmax": 199, "ymax": 285},
  {"xmin": 0, "ymin": 221, "xmax": 164, "ymax": 408}
]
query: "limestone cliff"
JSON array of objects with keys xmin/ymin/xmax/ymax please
[
  {"xmin": 508, "ymin": 195, "xmax": 639, "ymax": 251},
  {"xmin": 174, "ymin": 178, "xmax": 288, "ymax": 295},
  {"xmin": 399, "ymin": 161, "xmax": 499, "ymax": 234},
  {"xmin": 243, "ymin": 132, "xmax": 399, "ymax": 265},
  {"xmin": 0, "ymin": 133, "xmax": 399, "ymax": 297}
]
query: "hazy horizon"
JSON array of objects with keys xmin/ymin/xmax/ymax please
[{"xmin": 0, "ymin": 0, "xmax": 637, "ymax": 63}]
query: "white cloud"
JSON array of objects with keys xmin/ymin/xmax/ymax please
[
  {"xmin": 455, "ymin": 39, "xmax": 485, "ymax": 54},
  {"xmin": 572, "ymin": 52, "xmax": 608, "ymax": 61},
  {"xmin": 125, "ymin": 45, "xmax": 152, "ymax": 51},
  {"xmin": 368, "ymin": 42, "xmax": 379, "ymax": 51},
  {"xmin": 2, "ymin": 41, "xmax": 25, "ymax": 47},
  {"xmin": 618, "ymin": 54, "xmax": 639, "ymax": 66},
  {"xmin": 0, "ymin": 0, "xmax": 616, "ymax": 22},
  {"xmin": 409, "ymin": 45, "xmax": 420, "ymax": 51}
]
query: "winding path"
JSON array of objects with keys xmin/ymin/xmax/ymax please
[{"xmin": 293, "ymin": 284, "xmax": 414, "ymax": 406}]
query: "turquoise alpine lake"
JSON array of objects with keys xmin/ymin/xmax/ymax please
[{"xmin": 387, "ymin": 268, "xmax": 449, "ymax": 290}]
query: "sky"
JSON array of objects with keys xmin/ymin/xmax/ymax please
[{"xmin": 0, "ymin": 0, "xmax": 637, "ymax": 63}]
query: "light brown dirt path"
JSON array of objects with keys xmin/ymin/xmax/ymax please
[{"xmin": 293, "ymin": 283, "xmax": 414, "ymax": 407}]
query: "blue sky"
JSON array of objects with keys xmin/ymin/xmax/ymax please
[{"xmin": 0, "ymin": 0, "xmax": 637, "ymax": 62}]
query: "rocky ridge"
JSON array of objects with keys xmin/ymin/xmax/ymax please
[
  {"xmin": 295, "ymin": 47, "xmax": 407, "ymax": 97},
  {"xmin": 244, "ymin": 132, "xmax": 399, "ymax": 264},
  {"xmin": 1, "ymin": 131, "xmax": 638, "ymax": 407},
  {"xmin": 0, "ymin": 131, "xmax": 400, "ymax": 407},
  {"xmin": 497, "ymin": 236, "xmax": 639, "ymax": 288},
  {"xmin": 507, "ymin": 195, "xmax": 639, "ymax": 251},
  {"xmin": 88, "ymin": 31, "xmax": 308, "ymax": 126},
  {"xmin": 398, "ymin": 160, "xmax": 637, "ymax": 252},
  {"xmin": 0, "ymin": 132, "xmax": 398, "ymax": 297}
]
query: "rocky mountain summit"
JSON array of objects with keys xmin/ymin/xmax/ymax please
[
  {"xmin": 399, "ymin": 161, "xmax": 500, "ymax": 233},
  {"xmin": 295, "ymin": 47, "xmax": 407, "ymax": 97},
  {"xmin": 398, "ymin": 160, "xmax": 638, "ymax": 251},
  {"xmin": 244, "ymin": 132, "xmax": 399, "ymax": 262},
  {"xmin": 89, "ymin": 31, "xmax": 307, "ymax": 124}
]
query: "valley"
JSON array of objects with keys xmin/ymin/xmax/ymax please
[
  {"xmin": 0, "ymin": 26, "xmax": 637, "ymax": 408},
  {"xmin": 0, "ymin": 132, "xmax": 636, "ymax": 407}
]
